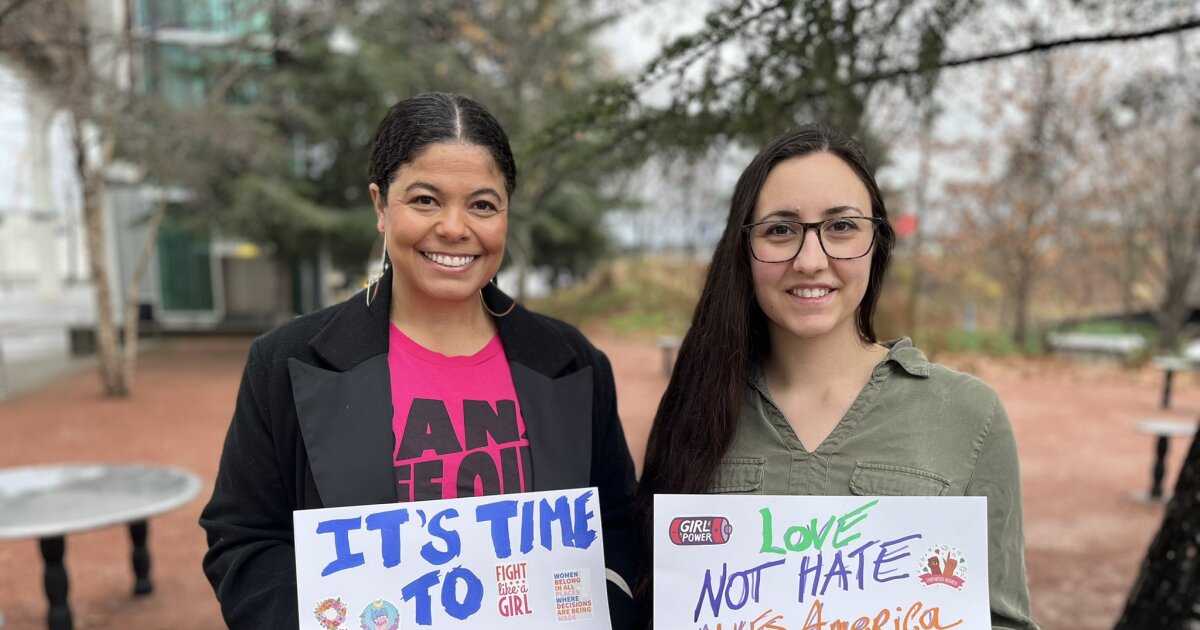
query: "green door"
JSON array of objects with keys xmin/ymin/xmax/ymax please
[{"xmin": 157, "ymin": 215, "xmax": 215, "ymax": 312}]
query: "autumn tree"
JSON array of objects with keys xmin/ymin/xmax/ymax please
[
  {"xmin": 1070, "ymin": 137, "xmax": 1152, "ymax": 331},
  {"xmin": 940, "ymin": 45, "xmax": 1129, "ymax": 346},
  {"xmin": 1098, "ymin": 48, "xmax": 1200, "ymax": 350}
]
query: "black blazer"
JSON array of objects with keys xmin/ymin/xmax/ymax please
[{"xmin": 200, "ymin": 269, "xmax": 640, "ymax": 628}]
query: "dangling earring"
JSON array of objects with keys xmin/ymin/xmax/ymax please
[
  {"xmin": 366, "ymin": 235, "xmax": 389, "ymax": 308},
  {"xmin": 480, "ymin": 288, "xmax": 515, "ymax": 317}
]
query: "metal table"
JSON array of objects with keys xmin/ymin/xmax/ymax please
[
  {"xmin": 1135, "ymin": 420, "xmax": 1199, "ymax": 501},
  {"xmin": 0, "ymin": 464, "xmax": 201, "ymax": 630},
  {"xmin": 1153, "ymin": 356, "xmax": 1199, "ymax": 410}
]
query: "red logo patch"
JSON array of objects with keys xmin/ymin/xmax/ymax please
[{"xmin": 668, "ymin": 517, "xmax": 733, "ymax": 545}]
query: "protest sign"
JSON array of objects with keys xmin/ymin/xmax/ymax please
[
  {"xmin": 295, "ymin": 487, "xmax": 610, "ymax": 629},
  {"xmin": 654, "ymin": 495, "xmax": 989, "ymax": 630}
]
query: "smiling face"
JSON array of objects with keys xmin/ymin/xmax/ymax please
[
  {"xmin": 370, "ymin": 142, "xmax": 508, "ymax": 310},
  {"xmin": 750, "ymin": 151, "xmax": 875, "ymax": 344}
]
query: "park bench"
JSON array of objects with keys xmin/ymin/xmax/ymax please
[
  {"xmin": 1045, "ymin": 332, "xmax": 1144, "ymax": 361},
  {"xmin": 1134, "ymin": 418, "xmax": 1199, "ymax": 501}
]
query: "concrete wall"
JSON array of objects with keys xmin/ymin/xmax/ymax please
[{"xmin": 0, "ymin": 62, "xmax": 89, "ymax": 295}]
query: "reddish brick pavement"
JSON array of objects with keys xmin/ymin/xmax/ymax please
[{"xmin": 0, "ymin": 335, "xmax": 1192, "ymax": 629}]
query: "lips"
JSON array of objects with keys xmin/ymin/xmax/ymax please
[
  {"xmin": 422, "ymin": 252, "xmax": 478, "ymax": 268},
  {"xmin": 787, "ymin": 287, "xmax": 834, "ymax": 298}
]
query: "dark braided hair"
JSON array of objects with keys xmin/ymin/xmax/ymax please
[{"xmin": 368, "ymin": 93, "xmax": 517, "ymax": 201}]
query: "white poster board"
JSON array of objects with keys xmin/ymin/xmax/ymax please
[
  {"xmin": 295, "ymin": 488, "xmax": 611, "ymax": 629},
  {"xmin": 654, "ymin": 495, "xmax": 989, "ymax": 629}
]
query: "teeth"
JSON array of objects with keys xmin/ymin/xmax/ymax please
[
  {"xmin": 790, "ymin": 288, "xmax": 830, "ymax": 298},
  {"xmin": 424, "ymin": 252, "xmax": 476, "ymax": 268}
]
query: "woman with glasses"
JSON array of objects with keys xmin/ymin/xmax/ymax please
[{"xmin": 637, "ymin": 125, "xmax": 1036, "ymax": 629}]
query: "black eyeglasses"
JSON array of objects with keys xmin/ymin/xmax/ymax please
[{"xmin": 742, "ymin": 217, "xmax": 883, "ymax": 262}]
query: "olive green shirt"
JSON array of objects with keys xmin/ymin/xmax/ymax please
[{"xmin": 712, "ymin": 338, "xmax": 1037, "ymax": 630}]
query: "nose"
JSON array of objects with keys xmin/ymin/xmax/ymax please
[
  {"xmin": 791, "ymin": 228, "xmax": 828, "ymax": 273},
  {"xmin": 435, "ymin": 206, "xmax": 470, "ymax": 240}
]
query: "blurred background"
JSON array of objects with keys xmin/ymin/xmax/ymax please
[
  {"xmin": 0, "ymin": 0, "xmax": 1198, "ymax": 628},
  {"xmin": 1, "ymin": 0, "xmax": 1198, "ymax": 373}
]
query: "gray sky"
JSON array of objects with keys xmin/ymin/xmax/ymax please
[{"xmin": 596, "ymin": 2, "xmax": 707, "ymax": 74}]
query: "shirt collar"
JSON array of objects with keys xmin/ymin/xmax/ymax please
[
  {"xmin": 880, "ymin": 337, "xmax": 932, "ymax": 377},
  {"xmin": 747, "ymin": 336, "xmax": 932, "ymax": 388}
]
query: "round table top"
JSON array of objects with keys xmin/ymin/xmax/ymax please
[
  {"xmin": 1153, "ymin": 356, "xmax": 1198, "ymax": 371},
  {"xmin": 0, "ymin": 464, "xmax": 202, "ymax": 540},
  {"xmin": 1136, "ymin": 419, "xmax": 1200, "ymax": 437}
]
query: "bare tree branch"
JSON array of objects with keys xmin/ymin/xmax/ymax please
[
  {"xmin": 538, "ymin": 15, "xmax": 1200, "ymax": 155},
  {"xmin": 704, "ymin": 16, "xmax": 1200, "ymax": 108},
  {"xmin": 850, "ymin": 16, "xmax": 1200, "ymax": 90},
  {"xmin": 0, "ymin": 0, "xmax": 31, "ymax": 26}
]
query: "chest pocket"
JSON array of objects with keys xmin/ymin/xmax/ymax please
[
  {"xmin": 708, "ymin": 457, "xmax": 765, "ymax": 494},
  {"xmin": 849, "ymin": 462, "xmax": 950, "ymax": 496}
]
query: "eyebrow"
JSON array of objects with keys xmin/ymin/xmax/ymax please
[
  {"xmin": 468, "ymin": 187, "xmax": 503, "ymax": 200},
  {"xmin": 402, "ymin": 182, "xmax": 503, "ymax": 200},
  {"xmin": 403, "ymin": 182, "xmax": 441, "ymax": 196},
  {"xmin": 760, "ymin": 205, "xmax": 865, "ymax": 221}
]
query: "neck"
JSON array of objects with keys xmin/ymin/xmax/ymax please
[
  {"xmin": 763, "ymin": 321, "xmax": 885, "ymax": 388},
  {"xmin": 389, "ymin": 283, "xmax": 496, "ymax": 356}
]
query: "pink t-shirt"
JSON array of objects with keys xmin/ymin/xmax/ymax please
[{"xmin": 388, "ymin": 325, "xmax": 531, "ymax": 502}]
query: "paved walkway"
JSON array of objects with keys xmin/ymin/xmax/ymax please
[
  {"xmin": 0, "ymin": 289, "xmax": 96, "ymax": 403},
  {"xmin": 0, "ymin": 335, "xmax": 1192, "ymax": 629},
  {"xmin": 0, "ymin": 353, "xmax": 96, "ymax": 402}
]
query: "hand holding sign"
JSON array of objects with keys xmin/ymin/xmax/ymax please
[
  {"xmin": 295, "ymin": 488, "xmax": 612, "ymax": 629},
  {"xmin": 654, "ymin": 495, "xmax": 989, "ymax": 630}
]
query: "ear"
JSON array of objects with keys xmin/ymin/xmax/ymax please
[{"xmin": 369, "ymin": 183, "xmax": 386, "ymax": 233}]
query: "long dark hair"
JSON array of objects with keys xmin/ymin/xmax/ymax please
[
  {"xmin": 634, "ymin": 124, "xmax": 895, "ymax": 618},
  {"xmin": 368, "ymin": 92, "xmax": 518, "ymax": 200}
]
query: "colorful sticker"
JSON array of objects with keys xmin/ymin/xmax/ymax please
[
  {"xmin": 917, "ymin": 545, "xmax": 967, "ymax": 590},
  {"xmin": 552, "ymin": 568, "xmax": 594, "ymax": 622},
  {"xmin": 313, "ymin": 597, "xmax": 348, "ymax": 629},
  {"xmin": 668, "ymin": 516, "xmax": 733, "ymax": 545},
  {"xmin": 359, "ymin": 599, "xmax": 401, "ymax": 630}
]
